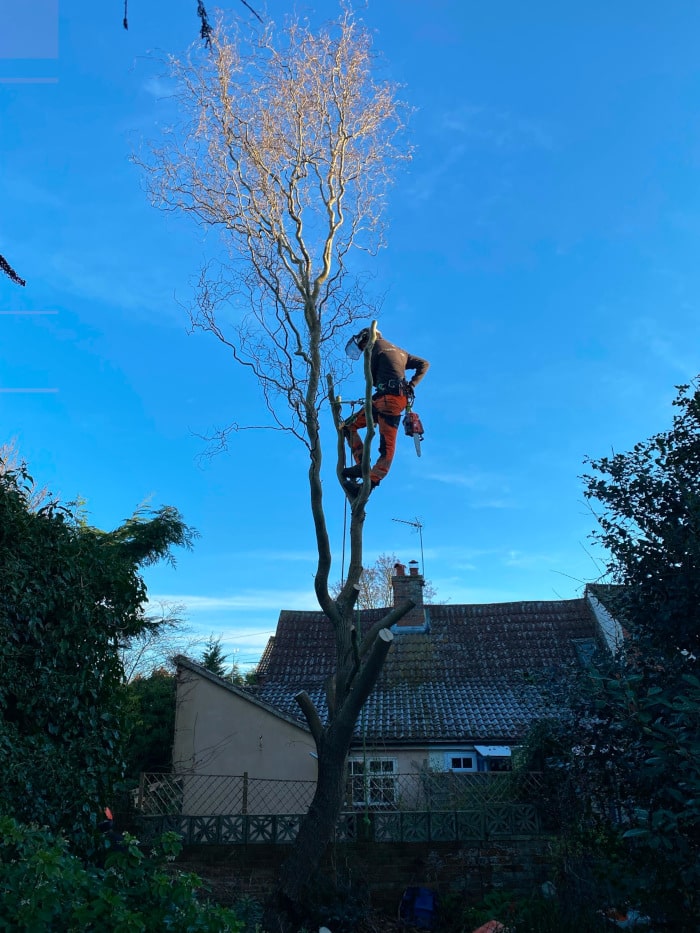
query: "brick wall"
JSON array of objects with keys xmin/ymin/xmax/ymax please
[{"xmin": 177, "ymin": 837, "xmax": 555, "ymax": 913}]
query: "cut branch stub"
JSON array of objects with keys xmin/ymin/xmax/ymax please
[{"xmin": 294, "ymin": 689, "xmax": 323, "ymax": 746}]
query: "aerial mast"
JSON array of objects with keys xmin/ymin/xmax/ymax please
[{"xmin": 392, "ymin": 517, "xmax": 425, "ymax": 576}]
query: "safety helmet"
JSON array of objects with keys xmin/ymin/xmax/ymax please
[{"xmin": 345, "ymin": 327, "xmax": 379, "ymax": 360}]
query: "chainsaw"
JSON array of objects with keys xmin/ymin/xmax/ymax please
[{"xmin": 403, "ymin": 403, "xmax": 425, "ymax": 457}]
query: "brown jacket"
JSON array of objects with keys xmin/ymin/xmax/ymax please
[{"xmin": 371, "ymin": 336, "xmax": 429, "ymax": 391}]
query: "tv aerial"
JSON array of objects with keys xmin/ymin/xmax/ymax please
[{"xmin": 392, "ymin": 517, "xmax": 425, "ymax": 575}]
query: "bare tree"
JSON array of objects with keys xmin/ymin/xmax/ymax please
[
  {"xmin": 140, "ymin": 7, "xmax": 412, "ymax": 922},
  {"xmin": 119, "ymin": 599, "xmax": 202, "ymax": 683},
  {"xmin": 332, "ymin": 552, "xmax": 438, "ymax": 609}
]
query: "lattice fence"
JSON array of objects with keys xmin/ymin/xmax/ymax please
[
  {"xmin": 134, "ymin": 771, "xmax": 546, "ymax": 845},
  {"xmin": 419, "ymin": 770, "xmax": 543, "ymax": 810},
  {"xmin": 137, "ymin": 772, "xmax": 316, "ymax": 817},
  {"xmin": 137, "ymin": 770, "xmax": 543, "ymax": 818}
]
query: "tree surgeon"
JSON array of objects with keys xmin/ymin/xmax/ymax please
[{"xmin": 342, "ymin": 327, "xmax": 429, "ymax": 495}]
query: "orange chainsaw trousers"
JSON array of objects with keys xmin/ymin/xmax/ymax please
[{"xmin": 344, "ymin": 394, "xmax": 407, "ymax": 485}]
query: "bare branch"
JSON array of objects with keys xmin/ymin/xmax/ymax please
[
  {"xmin": 340, "ymin": 628, "xmax": 393, "ymax": 725},
  {"xmin": 119, "ymin": 599, "xmax": 199, "ymax": 682},
  {"xmin": 295, "ymin": 689, "xmax": 324, "ymax": 746},
  {"xmin": 0, "ymin": 253, "xmax": 26, "ymax": 287},
  {"xmin": 138, "ymin": 9, "xmax": 410, "ymax": 431}
]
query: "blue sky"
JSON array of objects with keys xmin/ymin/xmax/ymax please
[{"xmin": 2, "ymin": 1, "xmax": 700, "ymax": 672}]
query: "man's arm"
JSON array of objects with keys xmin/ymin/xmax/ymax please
[{"xmin": 405, "ymin": 353, "xmax": 430, "ymax": 388}]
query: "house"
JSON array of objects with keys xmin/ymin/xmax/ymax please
[{"xmin": 170, "ymin": 562, "xmax": 616, "ymax": 817}]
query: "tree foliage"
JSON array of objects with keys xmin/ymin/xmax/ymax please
[
  {"xmin": 0, "ymin": 462, "xmax": 195, "ymax": 851},
  {"xmin": 549, "ymin": 379, "xmax": 700, "ymax": 926},
  {"xmin": 0, "ymin": 817, "xmax": 244, "ymax": 931},
  {"xmin": 200, "ymin": 634, "xmax": 228, "ymax": 678},
  {"xmin": 123, "ymin": 669, "xmax": 177, "ymax": 779},
  {"xmin": 199, "ymin": 635, "xmax": 254, "ymax": 685},
  {"xmin": 585, "ymin": 381, "xmax": 700, "ymax": 657},
  {"xmin": 0, "ymin": 439, "xmax": 51, "ymax": 509}
]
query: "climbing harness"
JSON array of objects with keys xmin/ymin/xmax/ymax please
[
  {"xmin": 373, "ymin": 378, "xmax": 410, "ymax": 396},
  {"xmin": 338, "ymin": 398, "xmax": 367, "ymax": 421}
]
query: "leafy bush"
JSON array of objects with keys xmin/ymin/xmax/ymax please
[
  {"xmin": 122, "ymin": 668, "xmax": 177, "ymax": 780},
  {"xmin": 291, "ymin": 866, "xmax": 372, "ymax": 933},
  {"xmin": 455, "ymin": 889, "xmax": 604, "ymax": 933},
  {"xmin": 0, "ymin": 462, "xmax": 194, "ymax": 852},
  {"xmin": 0, "ymin": 817, "xmax": 244, "ymax": 932},
  {"xmin": 228, "ymin": 895, "xmax": 264, "ymax": 933},
  {"xmin": 511, "ymin": 381, "xmax": 700, "ymax": 932},
  {"xmin": 577, "ymin": 379, "xmax": 700, "ymax": 926}
]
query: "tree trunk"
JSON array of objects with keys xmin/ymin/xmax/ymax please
[
  {"xmin": 264, "ymin": 331, "xmax": 400, "ymax": 929},
  {"xmin": 266, "ymin": 724, "xmax": 351, "ymax": 930}
]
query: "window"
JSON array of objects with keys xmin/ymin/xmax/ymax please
[
  {"xmin": 441, "ymin": 751, "xmax": 476, "ymax": 772},
  {"xmin": 449, "ymin": 756, "xmax": 474, "ymax": 771},
  {"xmin": 347, "ymin": 758, "xmax": 397, "ymax": 807}
]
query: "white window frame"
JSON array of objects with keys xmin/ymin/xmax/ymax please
[
  {"xmin": 444, "ymin": 751, "xmax": 477, "ymax": 772},
  {"xmin": 347, "ymin": 757, "xmax": 398, "ymax": 808}
]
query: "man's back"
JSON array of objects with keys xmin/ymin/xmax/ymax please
[{"xmin": 371, "ymin": 336, "xmax": 429, "ymax": 389}]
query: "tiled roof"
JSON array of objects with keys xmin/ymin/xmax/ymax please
[
  {"xmin": 255, "ymin": 598, "xmax": 600, "ymax": 744},
  {"xmin": 258, "ymin": 681, "xmax": 552, "ymax": 743}
]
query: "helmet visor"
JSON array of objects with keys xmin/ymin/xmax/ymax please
[{"xmin": 345, "ymin": 335, "xmax": 362, "ymax": 360}]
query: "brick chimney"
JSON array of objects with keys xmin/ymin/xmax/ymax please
[{"xmin": 391, "ymin": 560, "xmax": 426, "ymax": 630}]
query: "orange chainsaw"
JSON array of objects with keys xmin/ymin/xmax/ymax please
[{"xmin": 403, "ymin": 402, "xmax": 425, "ymax": 457}]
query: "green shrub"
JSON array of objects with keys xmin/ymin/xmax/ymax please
[
  {"xmin": 0, "ymin": 463, "xmax": 195, "ymax": 853},
  {"xmin": 457, "ymin": 889, "xmax": 604, "ymax": 933},
  {"xmin": 0, "ymin": 817, "xmax": 244, "ymax": 932}
]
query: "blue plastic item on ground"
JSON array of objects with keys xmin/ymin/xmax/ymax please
[{"xmin": 399, "ymin": 886, "xmax": 437, "ymax": 929}]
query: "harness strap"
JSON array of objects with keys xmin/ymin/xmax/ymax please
[{"xmin": 374, "ymin": 378, "xmax": 412, "ymax": 399}]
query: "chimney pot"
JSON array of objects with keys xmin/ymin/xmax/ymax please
[{"xmin": 391, "ymin": 559, "xmax": 425, "ymax": 628}]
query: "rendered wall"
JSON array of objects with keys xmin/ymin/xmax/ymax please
[{"xmin": 173, "ymin": 668, "xmax": 317, "ymax": 786}]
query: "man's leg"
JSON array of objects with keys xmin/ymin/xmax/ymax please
[
  {"xmin": 343, "ymin": 409, "xmax": 367, "ymax": 466},
  {"xmin": 371, "ymin": 395, "xmax": 407, "ymax": 485}
]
